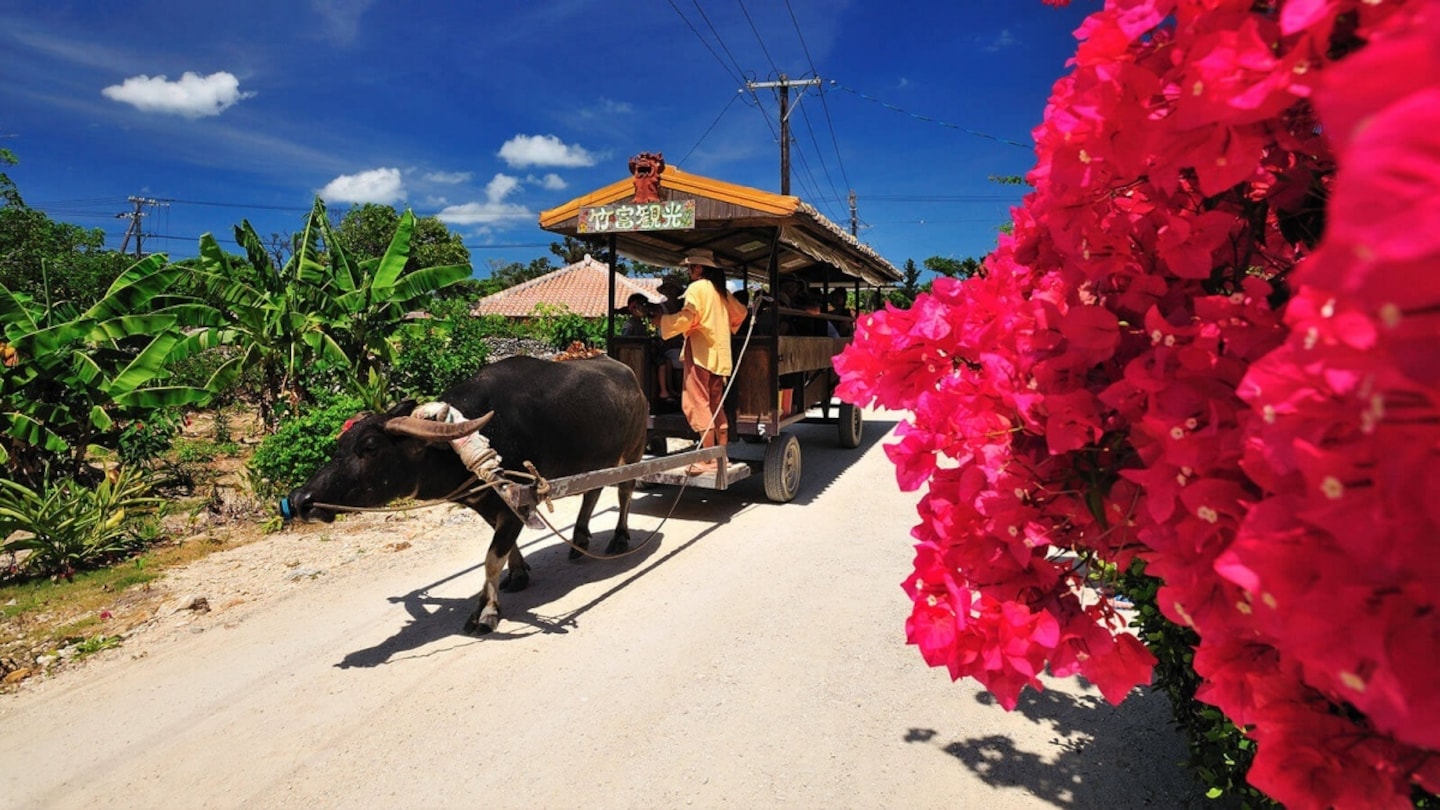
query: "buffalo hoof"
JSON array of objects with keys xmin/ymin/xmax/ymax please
[
  {"xmin": 568, "ymin": 530, "xmax": 592, "ymax": 561},
  {"xmin": 605, "ymin": 533, "xmax": 631, "ymax": 555},
  {"xmin": 500, "ymin": 565, "xmax": 530, "ymax": 592},
  {"xmin": 465, "ymin": 604, "xmax": 500, "ymax": 635}
]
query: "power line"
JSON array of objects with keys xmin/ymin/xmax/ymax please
[
  {"xmin": 664, "ymin": 0, "xmax": 745, "ymax": 86},
  {"xmin": 785, "ymin": 0, "xmax": 852, "ymax": 195},
  {"xmin": 679, "ymin": 91, "xmax": 743, "ymax": 166},
  {"xmin": 736, "ymin": 0, "xmax": 779, "ymax": 75},
  {"xmin": 828, "ymin": 82, "xmax": 1033, "ymax": 148}
]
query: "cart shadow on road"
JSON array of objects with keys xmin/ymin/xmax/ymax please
[
  {"xmin": 906, "ymin": 685, "xmax": 1218, "ymax": 809},
  {"xmin": 335, "ymin": 411, "xmax": 900, "ymax": 668},
  {"xmin": 334, "ymin": 497, "xmax": 754, "ymax": 668}
]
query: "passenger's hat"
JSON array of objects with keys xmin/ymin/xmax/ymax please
[{"xmin": 679, "ymin": 248, "xmax": 719, "ymax": 268}]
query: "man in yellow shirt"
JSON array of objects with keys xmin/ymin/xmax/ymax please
[{"xmin": 652, "ymin": 248, "xmax": 747, "ymax": 476}]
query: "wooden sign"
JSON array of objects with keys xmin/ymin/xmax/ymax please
[{"xmin": 578, "ymin": 200, "xmax": 695, "ymax": 233}]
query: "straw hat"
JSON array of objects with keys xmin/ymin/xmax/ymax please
[{"xmin": 678, "ymin": 248, "xmax": 719, "ymax": 268}]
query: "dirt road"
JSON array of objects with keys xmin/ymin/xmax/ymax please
[{"xmin": 0, "ymin": 411, "xmax": 1207, "ymax": 809}]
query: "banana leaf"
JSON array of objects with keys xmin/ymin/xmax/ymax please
[
  {"xmin": 86, "ymin": 314, "xmax": 179, "ymax": 344},
  {"xmin": 2, "ymin": 410, "xmax": 69, "ymax": 453},
  {"xmin": 106, "ymin": 332, "xmax": 182, "ymax": 394},
  {"xmin": 113, "ymin": 385, "xmax": 210, "ymax": 409},
  {"xmin": 392, "ymin": 263, "xmax": 471, "ymax": 303},
  {"xmin": 0, "ymin": 282, "xmax": 40, "ymax": 336},
  {"xmin": 86, "ymin": 256, "xmax": 182, "ymax": 322},
  {"xmin": 369, "ymin": 209, "xmax": 416, "ymax": 293},
  {"xmin": 89, "ymin": 404, "xmax": 114, "ymax": 431}
]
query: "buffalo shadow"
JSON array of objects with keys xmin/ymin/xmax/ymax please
[{"xmin": 336, "ymin": 496, "xmax": 744, "ymax": 667}]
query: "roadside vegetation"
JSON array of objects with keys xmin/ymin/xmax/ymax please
[{"xmin": 0, "ymin": 152, "xmax": 612, "ymax": 683}]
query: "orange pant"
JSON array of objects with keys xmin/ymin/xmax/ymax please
[{"xmin": 681, "ymin": 347, "xmax": 727, "ymax": 440}]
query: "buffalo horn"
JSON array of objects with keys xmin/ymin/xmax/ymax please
[{"xmin": 384, "ymin": 411, "xmax": 495, "ymax": 440}]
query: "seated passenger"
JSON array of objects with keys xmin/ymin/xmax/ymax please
[{"xmin": 826, "ymin": 288, "xmax": 854, "ymax": 337}]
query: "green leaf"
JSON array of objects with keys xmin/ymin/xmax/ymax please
[
  {"xmin": 392, "ymin": 263, "xmax": 470, "ymax": 303},
  {"xmin": 86, "ymin": 314, "xmax": 179, "ymax": 344},
  {"xmin": 2, "ymin": 410, "xmax": 69, "ymax": 453},
  {"xmin": 0, "ymin": 281, "xmax": 40, "ymax": 337},
  {"xmin": 85, "ymin": 255, "xmax": 181, "ymax": 322},
  {"xmin": 371, "ymin": 209, "xmax": 415, "ymax": 292},
  {"xmin": 89, "ymin": 404, "xmax": 114, "ymax": 431},
  {"xmin": 107, "ymin": 332, "xmax": 182, "ymax": 394},
  {"xmin": 113, "ymin": 385, "xmax": 210, "ymax": 409}
]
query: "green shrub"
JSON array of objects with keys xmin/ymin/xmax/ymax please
[
  {"xmin": 172, "ymin": 438, "xmax": 217, "ymax": 464},
  {"xmin": 167, "ymin": 347, "xmax": 260, "ymax": 408},
  {"xmin": 528, "ymin": 303, "xmax": 606, "ymax": 350},
  {"xmin": 471, "ymin": 313, "xmax": 525, "ymax": 339},
  {"xmin": 392, "ymin": 299, "xmax": 492, "ymax": 399},
  {"xmin": 246, "ymin": 393, "xmax": 365, "ymax": 500},
  {"xmin": 116, "ymin": 410, "xmax": 183, "ymax": 469},
  {"xmin": 0, "ymin": 468, "xmax": 165, "ymax": 581},
  {"xmin": 1117, "ymin": 559, "xmax": 1275, "ymax": 808},
  {"xmin": 212, "ymin": 410, "xmax": 233, "ymax": 444}
]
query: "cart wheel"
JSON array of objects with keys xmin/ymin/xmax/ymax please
[
  {"xmin": 648, "ymin": 436, "xmax": 668, "ymax": 457},
  {"xmin": 763, "ymin": 432, "xmax": 802, "ymax": 503},
  {"xmin": 838, "ymin": 402, "xmax": 863, "ymax": 449}
]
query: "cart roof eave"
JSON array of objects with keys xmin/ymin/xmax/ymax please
[{"xmin": 538, "ymin": 166, "xmax": 902, "ymax": 287}]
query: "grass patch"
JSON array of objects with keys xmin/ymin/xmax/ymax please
[
  {"xmin": 1, "ymin": 556, "xmax": 162, "ymax": 621},
  {"xmin": 0, "ymin": 530, "xmax": 252, "ymax": 671}
]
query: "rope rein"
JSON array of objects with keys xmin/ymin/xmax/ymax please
[{"xmin": 311, "ymin": 292, "xmax": 764, "ymax": 560}]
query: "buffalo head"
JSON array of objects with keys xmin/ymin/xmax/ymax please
[{"xmin": 280, "ymin": 400, "xmax": 493, "ymax": 523}]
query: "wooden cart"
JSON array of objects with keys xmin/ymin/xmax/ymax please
[{"xmin": 537, "ymin": 162, "xmax": 901, "ymax": 502}]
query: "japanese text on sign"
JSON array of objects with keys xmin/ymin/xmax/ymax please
[{"xmin": 578, "ymin": 200, "xmax": 695, "ymax": 233}]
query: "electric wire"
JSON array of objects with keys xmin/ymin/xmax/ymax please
[
  {"xmin": 785, "ymin": 0, "xmax": 853, "ymax": 197},
  {"xmin": 687, "ymin": 0, "xmax": 751, "ymax": 85},
  {"xmin": 663, "ymin": 0, "xmax": 745, "ymax": 87},
  {"xmin": 678, "ymin": 91, "xmax": 743, "ymax": 167},
  {"xmin": 829, "ymin": 82, "xmax": 1033, "ymax": 148},
  {"xmin": 735, "ymin": 0, "xmax": 779, "ymax": 76}
]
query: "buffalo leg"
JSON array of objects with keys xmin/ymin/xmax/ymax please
[
  {"xmin": 465, "ymin": 497, "xmax": 531, "ymax": 593},
  {"xmin": 606, "ymin": 481, "xmax": 636, "ymax": 554},
  {"xmin": 466, "ymin": 514, "xmax": 521, "ymax": 635},
  {"xmin": 501, "ymin": 543, "xmax": 530, "ymax": 592},
  {"xmin": 568, "ymin": 488, "xmax": 602, "ymax": 560}
]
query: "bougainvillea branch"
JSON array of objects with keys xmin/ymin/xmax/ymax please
[{"xmin": 837, "ymin": 1, "xmax": 1440, "ymax": 806}]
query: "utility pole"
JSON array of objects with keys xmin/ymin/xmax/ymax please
[
  {"xmin": 848, "ymin": 190, "xmax": 858, "ymax": 237},
  {"xmin": 745, "ymin": 75, "xmax": 822, "ymax": 196},
  {"xmin": 116, "ymin": 196, "xmax": 167, "ymax": 257}
]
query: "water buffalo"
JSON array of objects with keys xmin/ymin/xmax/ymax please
[{"xmin": 281, "ymin": 354, "xmax": 649, "ymax": 634}]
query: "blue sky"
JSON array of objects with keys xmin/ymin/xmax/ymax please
[{"xmin": 1, "ymin": 0, "xmax": 1100, "ymax": 279}]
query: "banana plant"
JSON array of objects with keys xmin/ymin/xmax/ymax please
[
  {"xmin": 185, "ymin": 197, "xmax": 468, "ymax": 428},
  {"xmin": 308, "ymin": 198, "xmax": 471, "ymax": 382},
  {"xmin": 186, "ymin": 217, "xmax": 347, "ymax": 430},
  {"xmin": 0, "ymin": 255, "xmax": 212, "ymax": 482}
]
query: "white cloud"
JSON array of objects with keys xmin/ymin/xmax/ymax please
[
  {"xmin": 577, "ymin": 97, "xmax": 633, "ymax": 119},
  {"xmin": 101, "ymin": 71, "xmax": 253, "ymax": 119},
  {"xmin": 311, "ymin": 0, "xmax": 377, "ymax": 44},
  {"xmin": 497, "ymin": 134, "xmax": 595, "ymax": 169},
  {"xmin": 424, "ymin": 170, "xmax": 472, "ymax": 184},
  {"xmin": 983, "ymin": 29, "xmax": 1017, "ymax": 53},
  {"xmin": 318, "ymin": 167, "xmax": 405, "ymax": 204},
  {"xmin": 435, "ymin": 172, "xmax": 532, "ymax": 228},
  {"xmin": 486, "ymin": 173, "xmax": 520, "ymax": 200},
  {"xmin": 530, "ymin": 173, "xmax": 567, "ymax": 191},
  {"xmin": 435, "ymin": 200, "xmax": 532, "ymax": 227}
]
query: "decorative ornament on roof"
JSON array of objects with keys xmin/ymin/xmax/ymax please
[{"xmin": 628, "ymin": 152, "xmax": 665, "ymax": 203}]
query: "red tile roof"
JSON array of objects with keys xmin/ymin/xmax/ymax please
[{"xmin": 471, "ymin": 255, "xmax": 666, "ymax": 318}]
